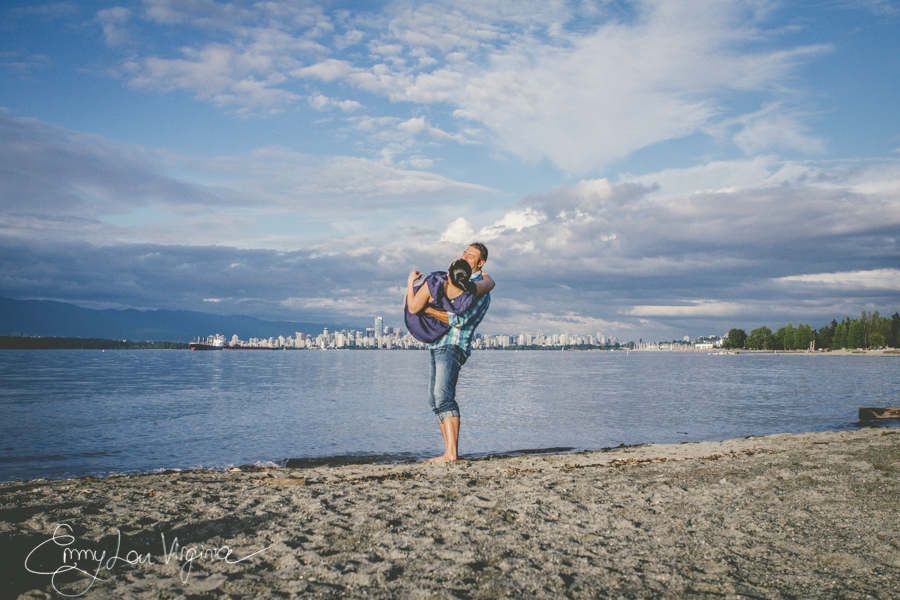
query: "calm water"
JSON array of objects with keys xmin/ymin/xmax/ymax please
[{"xmin": 0, "ymin": 350, "xmax": 897, "ymax": 482}]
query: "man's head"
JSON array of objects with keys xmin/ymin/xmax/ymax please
[{"xmin": 461, "ymin": 242, "xmax": 488, "ymax": 272}]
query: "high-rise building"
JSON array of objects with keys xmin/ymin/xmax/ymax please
[{"xmin": 374, "ymin": 317, "xmax": 383, "ymax": 338}]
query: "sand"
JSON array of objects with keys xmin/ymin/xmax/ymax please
[{"xmin": 3, "ymin": 427, "xmax": 899, "ymax": 599}]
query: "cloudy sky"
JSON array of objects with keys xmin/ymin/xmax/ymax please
[{"xmin": 1, "ymin": 0, "xmax": 898, "ymax": 340}]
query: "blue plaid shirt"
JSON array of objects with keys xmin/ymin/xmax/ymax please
[{"xmin": 428, "ymin": 271, "xmax": 490, "ymax": 355}]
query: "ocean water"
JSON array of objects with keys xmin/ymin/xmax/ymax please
[{"xmin": 0, "ymin": 349, "xmax": 897, "ymax": 482}]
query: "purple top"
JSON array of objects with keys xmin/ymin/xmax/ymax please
[{"xmin": 404, "ymin": 271, "xmax": 476, "ymax": 343}]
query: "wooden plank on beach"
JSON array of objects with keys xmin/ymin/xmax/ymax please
[
  {"xmin": 259, "ymin": 477, "xmax": 307, "ymax": 485},
  {"xmin": 858, "ymin": 406, "xmax": 900, "ymax": 421}
]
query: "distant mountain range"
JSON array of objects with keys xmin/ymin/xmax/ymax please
[{"xmin": 0, "ymin": 297, "xmax": 340, "ymax": 342}]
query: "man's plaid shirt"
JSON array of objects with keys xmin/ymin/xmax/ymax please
[{"xmin": 428, "ymin": 272, "xmax": 490, "ymax": 355}]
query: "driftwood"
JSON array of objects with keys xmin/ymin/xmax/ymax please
[
  {"xmin": 259, "ymin": 477, "xmax": 307, "ymax": 486},
  {"xmin": 858, "ymin": 406, "xmax": 900, "ymax": 421}
]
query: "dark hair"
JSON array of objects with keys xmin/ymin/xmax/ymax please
[
  {"xmin": 469, "ymin": 242, "xmax": 488, "ymax": 264},
  {"xmin": 448, "ymin": 259, "xmax": 476, "ymax": 294}
]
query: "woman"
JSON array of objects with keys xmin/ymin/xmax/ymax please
[{"xmin": 404, "ymin": 259, "xmax": 493, "ymax": 343}]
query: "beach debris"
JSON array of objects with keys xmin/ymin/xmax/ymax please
[
  {"xmin": 259, "ymin": 477, "xmax": 307, "ymax": 486},
  {"xmin": 858, "ymin": 406, "xmax": 900, "ymax": 420}
]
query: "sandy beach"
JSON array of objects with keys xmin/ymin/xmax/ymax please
[{"xmin": 3, "ymin": 427, "xmax": 899, "ymax": 599}]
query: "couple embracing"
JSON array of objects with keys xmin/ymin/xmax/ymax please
[{"xmin": 403, "ymin": 243, "xmax": 495, "ymax": 462}]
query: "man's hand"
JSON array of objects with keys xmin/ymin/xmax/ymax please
[
  {"xmin": 424, "ymin": 306, "xmax": 449, "ymax": 324},
  {"xmin": 408, "ymin": 270, "xmax": 423, "ymax": 286}
]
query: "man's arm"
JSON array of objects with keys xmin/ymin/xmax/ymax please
[
  {"xmin": 424, "ymin": 306, "xmax": 449, "ymax": 324},
  {"xmin": 473, "ymin": 273, "xmax": 494, "ymax": 297},
  {"xmin": 425, "ymin": 274, "xmax": 493, "ymax": 325},
  {"xmin": 440, "ymin": 293, "xmax": 488, "ymax": 328}
]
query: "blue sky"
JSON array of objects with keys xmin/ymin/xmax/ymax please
[{"xmin": 1, "ymin": 0, "xmax": 899, "ymax": 340}]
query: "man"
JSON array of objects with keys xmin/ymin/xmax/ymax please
[{"xmin": 422, "ymin": 242, "xmax": 494, "ymax": 462}]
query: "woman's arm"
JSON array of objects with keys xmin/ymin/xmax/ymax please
[
  {"xmin": 473, "ymin": 273, "xmax": 495, "ymax": 297},
  {"xmin": 406, "ymin": 271, "xmax": 434, "ymax": 313},
  {"xmin": 405, "ymin": 270, "xmax": 421, "ymax": 309}
]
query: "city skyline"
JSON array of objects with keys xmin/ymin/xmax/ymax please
[{"xmin": 1, "ymin": 1, "xmax": 898, "ymax": 341}]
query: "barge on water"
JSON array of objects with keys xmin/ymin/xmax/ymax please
[
  {"xmin": 189, "ymin": 334, "xmax": 226, "ymax": 350},
  {"xmin": 190, "ymin": 334, "xmax": 278, "ymax": 350}
]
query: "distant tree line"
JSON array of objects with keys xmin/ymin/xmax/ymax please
[
  {"xmin": 0, "ymin": 335, "xmax": 190, "ymax": 350},
  {"xmin": 722, "ymin": 311, "xmax": 900, "ymax": 350}
]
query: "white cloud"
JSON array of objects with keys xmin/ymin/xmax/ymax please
[
  {"xmin": 308, "ymin": 93, "xmax": 363, "ymax": 112},
  {"xmin": 776, "ymin": 269, "xmax": 900, "ymax": 291},
  {"xmin": 439, "ymin": 217, "xmax": 476, "ymax": 244},
  {"xmin": 292, "ymin": 58, "xmax": 356, "ymax": 81},
  {"xmin": 620, "ymin": 157, "xmax": 780, "ymax": 198},
  {"xmin": 97, "ymin": 7, "xmax": 133, "ymax": 48},
  {"xmin": 731, "ymin": 104, "xmax": 826, "ymax": 155},
  {"xmin": 850, "ymin": 0, "xmax": 900, "ymax": 17},
  {"xmin": 622, "ymin": 301, "xmax": 745, "ymax": 317},
  {"xmin": 342, "ymin": 0, "xmax": 831, "ymax": 173},
  {"xmin": 0, "ymin": 114, "xmax": 498, "ymax": 248},
  {"xmin": 476, "ymin": 208, "xmax": 545, "ymax": 240},
  {"xmin": 104, "ymin": 0, "xmax": 834, "ymax": 171}
]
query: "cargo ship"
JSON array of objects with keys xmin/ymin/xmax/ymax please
[
  {"xmin": 189, "ymin": 334, "xmax": 226, "ymax": 350},
  {"xmin": 190, "ymin": 334, "xmax": 278, "ymax": 350}
]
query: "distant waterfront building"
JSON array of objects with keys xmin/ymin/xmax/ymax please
[{"xmin": 199, "ymin": 321, "xmax": 640, "ymax": 353}]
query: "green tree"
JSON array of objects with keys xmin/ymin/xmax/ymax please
[
  {"xmin": 871, "ymin": 311, "xmax": 892, "ymax": 348},
  {"xmin": 890, "ymin": 313, "xmax": 900, "ymax": 348},
  {"xmin": 747, "ymin": 326, "xmax": 775, "ymax": 350},
  {"xmin": 795, "ymin": 323, "xmax": 814, "ymax": 350},
  {"xmin": 833, "ymin": 319, "xmax": 848, "ymax": 349},
  {"xmin": 848, "ymin": 320, "xmax": 864, "ymax": 349},
  {"xmin": 819, "ymin": 319, "xmax": 836, "ymax": 349},
  {"xmin": 774, "ymin": 326, "xmax": 786, "ymax": 350},
  {"xmin": 724, "ymin": 328, "xmax": 747, "ymax": 349},
  {"xmin": 777, "ymin": 322, "xmax": 795, "ymax": 350}
]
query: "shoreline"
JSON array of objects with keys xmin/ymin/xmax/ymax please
[
  {"xmin": 632, "ymin": 348, "xmax": 900, "ymax": 356},
  {"xmin": 4, "ymin": 428, "xmax": 899, "ymax": 599}
]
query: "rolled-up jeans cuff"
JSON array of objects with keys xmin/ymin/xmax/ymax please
[{"xmin": 436, "ymin": 409, "xmax": 460, "ymax": 423}]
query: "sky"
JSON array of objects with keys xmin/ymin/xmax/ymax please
[{"xmin": 1, "ymin": 0, "xmax": 899, "ymax": 341}]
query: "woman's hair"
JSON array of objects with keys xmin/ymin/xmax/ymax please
[{"xmin": 448, "ymin": 259, "xmax": 476, "ymax": 294}]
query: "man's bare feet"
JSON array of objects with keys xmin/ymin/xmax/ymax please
[
  {"xmin": 425, "ymin": 416, "xmax": 460, "ymax": 462},
  {"xmin": 424, "ymin": 453, "xmax": 457, "ymax": 463}
]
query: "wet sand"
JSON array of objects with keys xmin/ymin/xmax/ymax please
[{"xmin": 3, "ymin": 427, "xmax": 899, "ymax": 599}]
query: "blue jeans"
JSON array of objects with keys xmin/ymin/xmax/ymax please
[{"xmin": 429, "ymin": 345, "xmax": 468, "ymax": 423}]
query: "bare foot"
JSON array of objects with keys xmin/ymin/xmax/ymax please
[{"xmin": 424, "ymin": 454, "xmax": 457, "ymax": 463}]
